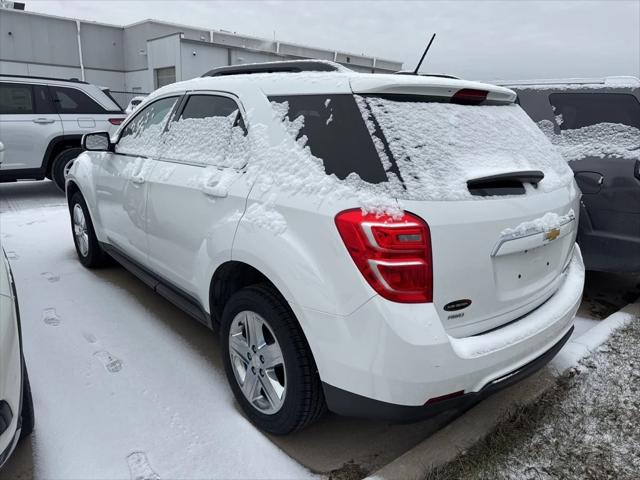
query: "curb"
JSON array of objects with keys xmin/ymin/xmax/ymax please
[{"xmin": 366, "ymin": 302, "xmax": 640, "ymax": 480}]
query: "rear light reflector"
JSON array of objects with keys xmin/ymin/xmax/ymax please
[
  {"xmin": 335, "ymin": 209, "xmax": 433, "ymax": 303},
  {"xmin": 425, "ymin": 390, "xmax": 465, "ymax": 405},
  {"xmin": 451, "ymin": 88, "xmax": 488, "ymax": 105},
  {"xmin": 108, "ymin": 118, "xmax": 124, "ymax": 125}
]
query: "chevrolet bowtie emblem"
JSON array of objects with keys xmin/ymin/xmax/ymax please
[{"xmin": 544, "ymin": 228, "xmax": 561, "ymax": 242}]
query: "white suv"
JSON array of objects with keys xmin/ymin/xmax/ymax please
[
  {"xmin": 66, "ymin": 60, "xmax": 584, "ymax": 434},
  {"xmin": 0, "ymin": 75, "xmax": 125, "ymax": 190}
]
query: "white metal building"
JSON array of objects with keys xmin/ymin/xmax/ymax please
[{"xmin": 0, "ymin": 8, "xmax": 403, "ymax": 107}]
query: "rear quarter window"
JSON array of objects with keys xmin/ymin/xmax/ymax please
[
  {"xmin": 268, "ymin": 94, "xmax": 388, "ymax": 184},
  {"xmin": 50, "ymin": 86, "xmax": 109, "ymax": 114}
]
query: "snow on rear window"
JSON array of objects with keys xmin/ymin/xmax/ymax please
[
  {"xmin": 356, "ymin": 96, "xmax": 574, "ymax": 200},
  {"xmin": 538, "ymin": 120, "xmax": 640, "ymax": 162}
]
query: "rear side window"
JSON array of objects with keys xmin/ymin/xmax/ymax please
[
  {"xmin": 549, "ymin": 93, "xmax": 640, "ymax": 130},
  {"xmin": 116, "ymin": 96, "xmax": 179, "ymax": 157},
  {"xmin": 33, "ymin": 85, "xmax": 57, "ymax": 114},
  {"xmin": 268, "ymin": 94, "xmax": 388, "ymax": 184},
  {"xmin": 50, "ymin": 86, "xmax": 108, "ymax": 114},
  {"xmin": 162, "ymin": 94, "xmax": 247, "ymax": 167},
  {"xmin": 0, "ymin": 82, "xmax": 33, "ymax": 114}
]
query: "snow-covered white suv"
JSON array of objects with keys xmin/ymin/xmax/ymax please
[
  {"xmin": 0, "ymin": 75, "xmax": 125, "ymax": 190},
  {"xmin": 66, "ymin": 60, "xmax": 585, "ymax": 434}
]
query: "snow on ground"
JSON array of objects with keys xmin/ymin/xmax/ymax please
[
  {"xmin": 427, "ymin": 307, "xmax": 640, "ymax": 480},
  {"xmin": 1, "ymin": 181, "xmax": 638, "ymax": 479},
  {"xmin": 0, "ymin": 205, "xmax": 316, "ymax": 480}
]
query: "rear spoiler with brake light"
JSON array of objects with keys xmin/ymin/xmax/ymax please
[{"xmin": 350, "ymin": 76, "xmax": 517, "ymax": 104}]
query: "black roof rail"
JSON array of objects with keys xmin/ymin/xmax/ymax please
[
  {"xmin": 395, "ymin": 71, "xmax": 460, "ymax": 80},
  {"xmin": 0, "ymin": 73, "xmax": 89, "ymax": 84},
  {"xmin": 202, "ymin": 60, "xmax": 342, "ymax": 77}
]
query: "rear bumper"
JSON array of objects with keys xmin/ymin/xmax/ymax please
[
  {"xmin": 295, "ymin": 245, "xmax": 584, "ymax": 416},
  {"xmin": 323, "ymin": 325, "xmax": 573, "ymax": 422}
]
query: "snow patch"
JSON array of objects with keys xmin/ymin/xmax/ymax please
[
  {"xmin": 538, "ymin": 120, "xmax": 640, "ymax": 162},
  {"xmin": 501, "ymin": 209, "xmax": 575, "ymax": 238}
]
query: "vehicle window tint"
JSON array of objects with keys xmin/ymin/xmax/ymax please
[
  {"xmin": 268, "ymin": 94, "xmax": 387, "ymax": 183},
  {"xmin": 0, "ymin": 83, "xmax": 34, "ymax": 114},
  {"xmin": 116, "ymin": 96, "xmax": 179, "ymax": 157},
  {"xmin": 162, "ymin": 94, "xmax": 247, "ymax": 166},
  {"xmin": 50, "ymin": 86, "xmax": 107, "ymax": 114},
  {"xmin": 33, "ymin": 85, "xmax": 57, "ymax": 114},
  {"xmin": 549, "ymin": 93, "xmax": 640, "ymax": 130}
]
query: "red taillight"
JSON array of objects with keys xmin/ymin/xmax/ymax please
[
  {"xmin": 108, "ymin": 118, "xmax": 124, "ymax": 125},
  {"xmin": 335, "ymin": 209, "xmax": 433, "ymax": 303},
  {"xmin": 451, "ymin": 88, "xmax": 488, "ymax": 105}
]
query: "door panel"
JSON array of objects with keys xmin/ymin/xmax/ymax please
[
  {"xmin": 96, "ymin": 95, "xmax": 181, "ymax": 263},
  {"xmin": 145, "ymin": 92, "xmax": 250, "ymax": 297},
  {"xmin": 0, "ymin": 82, "xmax": 61, "ymax": 171},
  {"xmin": 146, "ymin": 162, "xmax": 248, "ymax": 295}
]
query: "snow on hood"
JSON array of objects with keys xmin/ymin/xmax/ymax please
[{"xmin": 538, "ymin": 120, "xmax": 640, "ymax": 162}]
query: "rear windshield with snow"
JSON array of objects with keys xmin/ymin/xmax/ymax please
[{"xmin": 271, "ymin": 94, "xmax": 573, "ymax": 200}]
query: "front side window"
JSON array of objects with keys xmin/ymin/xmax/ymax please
[
  {"xmin": 50, "ymin": 86, "xmax": 108, "ymax": 114},
  {"xmin": 0, "ymin": 83, "xmax": 34, "ymax": 114},
  {"xmin": 549, "ymin": 93, "xmax": 640, "ymax": 130},
  {"xmin": 539, "ymin": 92, "xmax": 640, "ymax": 162},
  {"xmin": 116, "ymin": 96, "xmax": 179, "ymax": 157},
  {"xmin": 161, "ymin": 94, "xmax": 247, "ymax": 167}
]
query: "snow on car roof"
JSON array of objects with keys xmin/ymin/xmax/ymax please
[{"xmin": 148, "ymin": 65, "xmax": 516, "ymax": 101}]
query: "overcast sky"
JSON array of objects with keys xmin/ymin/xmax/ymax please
[{"xmin": 25, "ymin": 0, "xmax": 640, "ymax": 81}]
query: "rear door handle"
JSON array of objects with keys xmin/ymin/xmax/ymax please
[
  {"xmin": 33, "ymin": 118, "xmax": 55, "ymax": 124},
  {"xmin": 131, "ymin": 174, "xmax": 145, "ymax": 185}
]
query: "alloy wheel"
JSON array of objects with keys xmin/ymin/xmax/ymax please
[
  {"xmin": 73, "ymin": 204, "xmax": 89, "ymax": 257},
  {"xmin": 228, "ymin": 311, "xmax": 287, "ymax": 414}
]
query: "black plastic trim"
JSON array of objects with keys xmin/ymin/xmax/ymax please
[
  {"xmin": 322, "ymin": 326, "xmax": 574, "ymax": 422},
  {"xmin": 100, "ymin": 243, "xmax": 213, "ymax": 328}
]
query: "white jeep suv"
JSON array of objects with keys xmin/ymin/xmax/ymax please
[
  {"xmin": 66, "ymin": 60, "xmax": 584, "ymax": 434},
  {"xmin": 0, "ymin": 75, "xmax": 125, "ymax": 190}
]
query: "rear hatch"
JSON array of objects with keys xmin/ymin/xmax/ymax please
[{"xmin": 350, "ymin": 77, "xmax": 579, "ymax": 337}]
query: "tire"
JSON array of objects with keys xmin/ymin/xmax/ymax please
[
  {"xmin": 51, "ymin": 147, "xmax": 83, "ymax": 192},
  {"xmin": 19, "ymin": 363, "xmax": 34, "ymax": 440},
  {"xmin": 221, "ymin": 285, "xmax": 326, "ymax": 434},
  {"xmin": 69, "ymin": 192, "xmax": 109, "ymax": 268}
]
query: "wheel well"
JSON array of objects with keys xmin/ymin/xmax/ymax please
[
  {"xmin": 209, "ymin": 261, "xmax": 285, "ymax": 327},
  {"xmin": 44, "ymin": 136, "xmax": 82, "ymax": 176},
  {"xmin": 66, "ymin": 180, "xmax": 81, "ymax": 205}
]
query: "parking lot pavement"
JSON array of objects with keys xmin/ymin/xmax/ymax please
[{"xmin": 1, "ymin": 181, "xmax": 638, "ymax": 479}]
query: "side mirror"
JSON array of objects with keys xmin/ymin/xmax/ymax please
[{"xmin": 82, "ymin": 132, "xmax": 112, "ymax": 152}]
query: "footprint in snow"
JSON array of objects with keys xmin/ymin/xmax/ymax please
[
  {"xmin": 5, "ymin": 251, "xmax": 18, "ymax": 260},
  {"xmin": 41, "ymin": 271, "xmax": 60, "ymax": 283},
  {"xmin": 83, "ymin": 332, "xmax": 97, "ymax": 344},
  {"xmin": 127, "ymin": 451, "xmax": 160, "ymax": 480},
  {"xmin": 94, "ymin": 350, "xmax": 123, "ymax": 373},
  {"xmin": 42, "ymin": 308, "xmax": 61, "ymax": 326}
]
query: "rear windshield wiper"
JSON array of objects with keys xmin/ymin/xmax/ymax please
[{"xmin": 467, "ymin": 170, "xmax": 544, "ymax": 196}]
